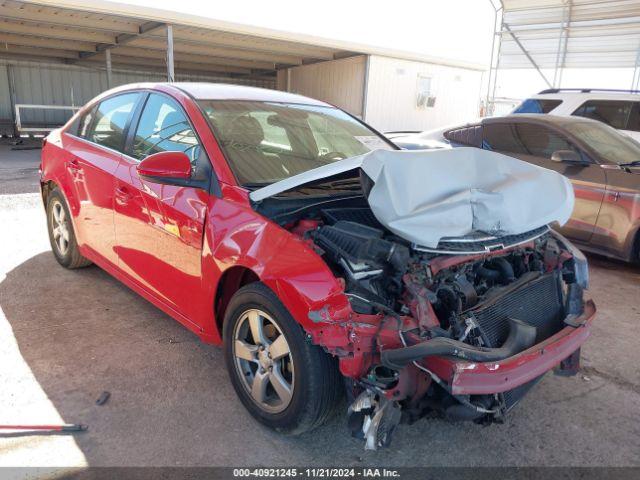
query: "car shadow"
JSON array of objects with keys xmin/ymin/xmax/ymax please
[{"xmin": 1, "ymin": 251, "xmax": 639, "ymax": 467}]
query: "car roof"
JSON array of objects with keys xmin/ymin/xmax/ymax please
[
  {"xmin": 528, "ymin": 91, "xmax": 640, "ymax": 101},
  {"xmin": 169, "ymin": 82, "xmax": 330, "ymax": 106}
]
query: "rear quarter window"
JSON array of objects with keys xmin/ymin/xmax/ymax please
[
  {"xmin": 443, "ymin": 125, "xmax": 482, "ymax": 147},
  {"xmin": 513, "ymin": 98, "xmax": 562, "ymax": 114}
]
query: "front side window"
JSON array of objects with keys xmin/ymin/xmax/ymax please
[
  {"xmin": 572, "ymin": 100, "xmax": 633, "ymax": 130},
  {"xmin": 483, "ymin": 123, "xmax": 578, "ymax": 159},
  {"xmin": 563, "ymin": 120, "xmax": 640, "ymax": 165},
  {"xmin": 87, "ymin": 93, "xmax": 139, "ymax": 151},
  {"xmin": 513, "ymin": 98, "xmax": 562, "ymax": 114},
  {"xmin": 199, "ymin": 100, "xmax": 393, "ymax": 186},
  {"xmin": 131, "ymin": 93, "xmax": 200, "ymax": 164}
]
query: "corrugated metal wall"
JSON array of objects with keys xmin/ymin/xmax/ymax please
[
  {"xmin": 285, "ymin": 56, "xmax": 366, "ymax": 117},
  {"xmin": 364, "ymin": 55, "xmax": 483, "ymax": 132},
  {"xmin": 0, "ymin": 60, "xmax": 275, "ymax": 135}
]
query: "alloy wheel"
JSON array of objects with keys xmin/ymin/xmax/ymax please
[
  {"xmin": 232, "ymin": 308, "xmax": 294, "ymax": 413},
  {"xmin": 51, "ymin": 199, "xmax": 70, "ymax": 256}
]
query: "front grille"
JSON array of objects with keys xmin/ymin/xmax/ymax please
[
  {"xmin": 463, "ymin": 272, "xmax": 564, "ymax": 348},
  {"xmin": 414, "ymin": 226, "xmax": 549, "ymax": 254}
]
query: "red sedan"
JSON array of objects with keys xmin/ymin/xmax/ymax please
[{"xmin": 41, "ymin": 83, "xmax": 594, "ymax": 448}]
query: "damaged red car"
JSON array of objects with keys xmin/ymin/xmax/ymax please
[{"xmin": 40, "ymin": 83, "xmax": 595, "ymax": 449}]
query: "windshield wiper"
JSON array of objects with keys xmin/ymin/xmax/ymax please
[{"xmin": 242, "ymin": 182, "xmax": 270, "ymax": 190}]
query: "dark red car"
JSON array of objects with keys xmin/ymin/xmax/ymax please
[{"xmin": 41, "ymin": 83, "xmax": 595, "ymax": 448}]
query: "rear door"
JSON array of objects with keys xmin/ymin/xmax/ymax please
[
  {"xmin": 65, "ymin": 92, "xmax": 141, "ymax": 266},
  {"xmin": 482, "ymin": 122, "xmax": 607, "ymax": 242},
  {"xmin": 113, "ymin": 92, "xmax": 209, "ymax": 326}
]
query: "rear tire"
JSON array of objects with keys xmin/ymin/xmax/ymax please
[
  {"xmin": 46, "ymin": 188, "xmax": 92, "ymax": 269},
  {"xmin": 223, "ymin": 282, "xmax": 343, "ymax": 435},
  {"xmin": 633, "ymin": 232, "xmax": 640, "ymax": 266}
]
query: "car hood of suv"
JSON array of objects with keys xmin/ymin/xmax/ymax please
[{"xmin": 250, "ymin": 147, "xmax": 575, "ymax": 248}]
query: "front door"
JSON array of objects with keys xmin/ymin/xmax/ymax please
[
  {"xmin": 65, "ymin": 92, "xmax": 140, "ymax": 266},
  {"xmin": 591, "ymin": 167, "xmax": 639, "ymax": 257},
  {"xmin": 482, "ymin": 122, "xmax": 607, "ymax": 242},
  {"xmin": 113, "ymin": 92, "xmax": 208, "ymax": 327}
]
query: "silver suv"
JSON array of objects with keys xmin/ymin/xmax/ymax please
[{"xmin": 512, "ymin": 88, "xmax": 640, "ymax": 142}]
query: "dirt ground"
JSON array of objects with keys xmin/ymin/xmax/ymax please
[{"xmin": 0, "ymin": 145, "xmax": 639, "ymax": 471}]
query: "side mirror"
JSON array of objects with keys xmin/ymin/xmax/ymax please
[
  {"xmin": 137, "ymin": 151, "xmax": 192, "ymax": 183},
  {"xmin": 551, "ymin": 150, "xmax": 587, "ymax": 165}
]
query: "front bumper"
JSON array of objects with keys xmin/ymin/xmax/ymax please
[{"xmin": 426, "ymin": 299, "xmax": 595, "ymax": 396}]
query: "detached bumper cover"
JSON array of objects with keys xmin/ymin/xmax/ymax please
[{"xmin": 445, "ymin": 299, "xmax": 595, "ymax": 395}]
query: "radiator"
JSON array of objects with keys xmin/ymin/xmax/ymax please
[{"xmin": 465, "ymin": 272, "xmax": 565, "ymax": 348}]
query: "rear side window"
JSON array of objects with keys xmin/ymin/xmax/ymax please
[
  {"xmin": 572, "ymin": 100, "xmax": 634, "ymax": 130},
  {"xmin": 77, "ymin": 107, "xmax": 96, "ymax": 138},
  {"xmin": 513, "ymin": 98, "xmax": 562, "ymax": 114},
  {"xmin": 131, "ymin": 93, "xmax": 201, "ymax": 164},
  {"xmin": 443, "ymin": 125, "xmax": 482, "ymax": 147},
  {"xmin": 482, "ymin": 124, "xmax": 527, "ymax": 154},
  {"xmin": 483, "ymin": 123, "xmax": 578, "ymax": 159},
  {"xmin": 627, "ymin": 102, "xmax": 640, "ymax": 132},
  {"xmin": 87, "ymin": 93, "xmax": 140, "ymax": 151}
]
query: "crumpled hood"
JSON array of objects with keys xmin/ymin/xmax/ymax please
[{"xmin": 250, "ymin": 147, "xmax": 575, "ymax": 248}]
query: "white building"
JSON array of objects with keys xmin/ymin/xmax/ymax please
[{"xmin": 0, "ymin": 0, "xmax": 485, "ymax": 136}]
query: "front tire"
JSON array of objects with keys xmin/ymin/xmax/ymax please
[
  {"xmin": 46, "ymin": 188, "xmax": 92, "ymax": 269},
  {"xmin": 223, "ymin": 282, "xmax": 343, "ymax": 434}
]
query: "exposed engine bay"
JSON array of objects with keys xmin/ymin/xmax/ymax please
[
  {"xmin": 248, "ymin": 141, "xmax": 593, "ymax": 449},
  {"xmin": 253, "ymin": 189, "xmax": 590, "ymax": 449}
]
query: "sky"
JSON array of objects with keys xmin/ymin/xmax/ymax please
[{"xmin": 122, "ymin": 0, "xmax": 635, "ymax": 101}]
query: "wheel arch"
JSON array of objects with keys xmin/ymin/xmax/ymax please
[
  {"xmin": 213, "ymin": 265, "xmax": 260, "ymax": 336},
  {"xmin": 40, "ymin": 178, "xmax": 81, "ymax": 233},
  {"xmin": 40, "ymin": 179, "xmax": 56, "ymax": 205}
]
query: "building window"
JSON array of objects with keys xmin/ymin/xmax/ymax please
[{"xmin": 416, "ymin": 75, "xmax": 436, "ymax": 108}]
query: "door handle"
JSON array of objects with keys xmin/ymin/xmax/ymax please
[
  {"xmin": 115, "ymin": 185, "xmax": 133, "ymax": 204},
  {"xmin": 605, "ymin": 191, "xmax": 620, "ymax": 202}
]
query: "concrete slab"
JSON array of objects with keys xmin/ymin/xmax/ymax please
[{"xmin": 0, "ymin": 140, "xmax": 42, "ymax": 195}]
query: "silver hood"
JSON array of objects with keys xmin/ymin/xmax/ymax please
[{"xmin": 250, "ymin": 148, "xmax": 575, "ymax": 248}]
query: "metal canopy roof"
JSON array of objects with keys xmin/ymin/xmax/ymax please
[
  {"xmin": 499, "ymin": 0, "xmax": 640, "ymax": 71},
  {"xmin": 0, "ymin": 0, "xmax": 485, "ymax": 81}
]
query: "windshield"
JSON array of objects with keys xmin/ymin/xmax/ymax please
[
  {"xmin": 562, "ymin": 120, "xmax": 640, "ymax": 165},
  {"xmin": 199, "ymin": 100, "xmax": 393, "ymax": 186}
]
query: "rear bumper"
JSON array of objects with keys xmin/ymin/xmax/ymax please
[{"xmin": 434, "ymin": 299, "xmax": 595, "ymax": 395}]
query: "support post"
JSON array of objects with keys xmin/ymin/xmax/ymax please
[
  {"xmin": 166, "ymin": 24, "xmax": 175, "ymax": 82},
  {"xmin": 485, "ymin": 0, "xmax": 503, "ymax": 117},
  {"xmin": 632, "ymin": 41, "xmax": 640, "ymax": 90},
  {"xmin": 105, "ymin": 49, "xmax": 113, "ymax": 88},
  {"xmin": 6, "ymin": 65, "xmax": 19, "ymax": 138},
  {"xmin": 553, "ymin": 0, "xmax": 572, "ymax": 88}
]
